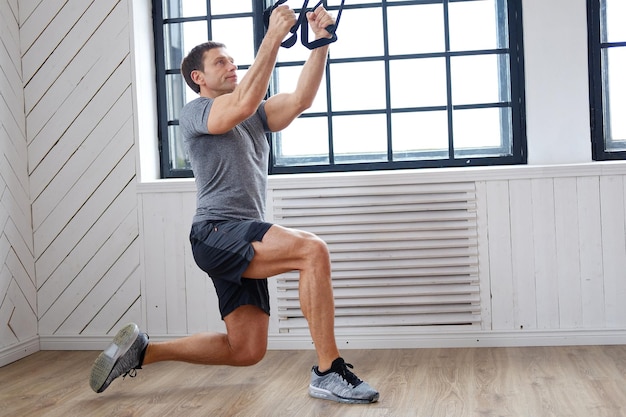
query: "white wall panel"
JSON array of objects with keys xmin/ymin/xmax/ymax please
[
  {"xmin": 577, "ymin": 176, "xmax": 605, "ymax": 328},
  {"xmin": 485, "ymin": 180, "xmax": 515, "ymax": 330},
  {"xmin": 32, "ymin": 97, "xmax": 133, "ymax": 257},
  {"xmin": 531, "ymin": 179, "xmax": 559, "ymax": 329},
  {"xmin": 30, "ymin": 86, "xmax": 134, "ymax": 227},
  {"xmin": 599, "ymin": 176, "xmax": 626, "ymax": 327},
  {"xmin": 509, "ymin": 179, "xmax": 536, "ymax": 330},
  {"xmin": 16, "ymin": 0, "xmax": 40, "ymax": 27},
  {"xmin": 139, "ymin": 187, "xmax": 225, "ymax": 337},
  {"xmin": 21, "ymin": 0, "xmax": 95, "ymax": 86},
  {"xmin": 0, "ymin": 0, "xmax": 38, "ymax": 364},
  {"xmin": 478, "ymin": 172, "xmax": 626, "ymax": 335},
  {"xmin": 553, "ymin": 177, "xmax": 583, "ymax": 329},
  {"xmin": 18, "ymin": 0, "xmax": 141, "ymax": 342},
  {"xmin": 26, "ymin": 2, "xmax": 128, "ymax": 172}
]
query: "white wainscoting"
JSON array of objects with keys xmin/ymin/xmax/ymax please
[{"xmin": 136, "ymin": 163, "xmax": 626, "ymax": 350}]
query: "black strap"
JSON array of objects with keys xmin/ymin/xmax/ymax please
[
  {"xmin": 263, "ymin": 0, "xmax": 345, "ymax": 49},
  {"xmin": 300, "ymin": 0, "xmax": 344, "ymax": 50},
  {"xmin": 263, "ymin": 0, "xmax": 299, "ymax": 48}
]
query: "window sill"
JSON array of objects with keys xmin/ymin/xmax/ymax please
[{"xmin": 136, "ymin": 161, "xmax": 626, "ymax": 194}]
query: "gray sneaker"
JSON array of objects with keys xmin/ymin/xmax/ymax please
[
  {"xmin": 89, "ymin": 323, "xmax": 149, "ymax": 393},
  {"xmin": 309, "ymin": 357, "xmax": 379, "ymax": 404}
]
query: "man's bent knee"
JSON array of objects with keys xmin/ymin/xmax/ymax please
[
  {"xmin": 229, "ymin": 340, "xmax": 267, "ymax": 366},
  {"xmin": 299, "ymin": 232, "xmax": 330, "ymax": 268},
  {"xmin": 224, "ymin": 305, "xmax": 269, "ymax": 366},
  {"xmin": 298, "ymin": 232, "xmax": 329, "ymax": 257}
]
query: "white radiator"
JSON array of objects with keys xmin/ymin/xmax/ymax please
[{"xmin": 271, "ymin": 179, "xmax": 480, "ymax": 334}]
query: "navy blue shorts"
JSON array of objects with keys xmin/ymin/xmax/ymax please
[{"xmin": 189, "ymin": 219, "xmax": 273, "ymax": 319}]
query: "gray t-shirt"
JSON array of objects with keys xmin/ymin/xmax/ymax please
[{"xmin": 180, "ymin": 97, "xmax": 271, "ymax": 223}]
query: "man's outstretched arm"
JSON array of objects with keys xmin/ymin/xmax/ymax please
[
  {"xmin": 264, "ymin": 7, "xmax": 335, "ymax": 132},
  {"xmin": 207, "ymin": 6, "xmax": 295, "ymax": 134}
]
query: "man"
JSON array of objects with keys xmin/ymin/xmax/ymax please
[{"xmin": 89, "ymin": 4, "xmax": 379, "ymax": 404}]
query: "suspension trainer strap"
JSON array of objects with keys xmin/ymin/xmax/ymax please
[
  {"xmin": 301, "ymin": 0, "xmax": 344, "ymax": 50},
  {"xmin": 263, "ymin": 0, "xmax": 345, "ymax": 49}
]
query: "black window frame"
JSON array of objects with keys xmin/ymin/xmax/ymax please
[
  {"xmin": 153, "ymin": 0, "xmax": 527, "ymax": 178},
  {"xmin": 587, "ymin": 0, "xmax": 626, "ymax": 161}
]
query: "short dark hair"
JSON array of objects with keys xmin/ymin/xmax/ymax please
[{"xmin": 180, "ymin": 41, "xmax": 226, "ymax": 94}]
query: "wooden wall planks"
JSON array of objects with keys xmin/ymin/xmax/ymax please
[
  {"xmin": 0, "ymin": 0, "xmax": 37, "ymax": 358},
  {"xmin": 17, "ymin": 0, "xmax": 140, "ymax": 348},
  {"xmin": 482, "ymin": 173, "xmax": 626, "ymax": 335}
]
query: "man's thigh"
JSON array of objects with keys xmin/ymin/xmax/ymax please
[{"xmin": 243, "ymin": 224, "xmax": 319, "ymax": 278}]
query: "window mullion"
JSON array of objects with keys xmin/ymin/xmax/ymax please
[
  {"xmin": 443, "ymin": 0, "xmax": 454, "ymax": 161},
  {"xmin": 382, "ymin": 0, "xmax": 393, "ymax": 163},
  {"xmin": 326, "ymin": 58, "xmax": 335, "ymax": 166}
]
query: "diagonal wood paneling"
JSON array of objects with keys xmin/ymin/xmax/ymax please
[
  {"xmin": 26, "ymin": 0, "xmax": 127, "ymax": 175},
  {"xmin": 0, "ymin": 0, "xmax": 37, "ymax": 351},
  {"xmin": 20, "ymin": 0, "xmax": 141, "ymax": 337}
]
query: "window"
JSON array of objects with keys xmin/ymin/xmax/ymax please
[
  {"xmin": 153, "ymin": 0, "xmax": 526, "ymax": 178},
  {"xmin": 588, "ymin": 0, "xmax": 626, "ymax": 160}
]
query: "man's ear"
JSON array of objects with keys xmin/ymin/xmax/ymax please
[{"xmin": 190, "ymin": 69, "xmax": 203, "ymax": 87}]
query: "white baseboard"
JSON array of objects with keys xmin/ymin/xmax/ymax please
[
  {"xmin": 39, "ymin": 335, "xmax": 115, "ymax": 351},
  {"xmin": 36, "ymin": 328, "xmax": 626, "ymax": 352},
  {"xmin": 0, "ymin": 337, "xmax": 41, "ymax": 367}
]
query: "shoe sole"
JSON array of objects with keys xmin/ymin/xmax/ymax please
[
  {"xmin": 89, "ymin": 323, "xmax": 140, "ymax": 393},
  {"xmin": 309, "ymin": 385, "xmax": 379, "ymax": 404}
]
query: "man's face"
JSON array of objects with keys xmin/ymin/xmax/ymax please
[{"xmin": 194, "ymin": 47, "xmax": 238, "ymax": 97}]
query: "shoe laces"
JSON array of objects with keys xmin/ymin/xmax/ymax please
[
  {"xmin": 335, "ymin": 360, "xmax": 363, "ymax": 388},
  {"xmin": 122, "ymin": 368, "xmax": 139, "ymax": 379},
  {"xmin": 120, "ymin": 332, "xmax": 148, "ymax": 380}
]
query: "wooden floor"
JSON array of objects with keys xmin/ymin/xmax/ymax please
[{"xmin": 1, "ymin": 346, "xmax": 626, "ymax": 417}]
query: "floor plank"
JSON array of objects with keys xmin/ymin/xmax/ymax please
[{"xmin": 1, "ymin": 346, "xmax": 626, "ymax": 416}]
